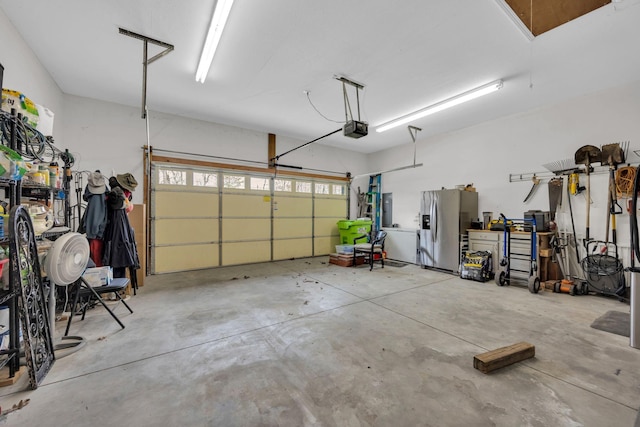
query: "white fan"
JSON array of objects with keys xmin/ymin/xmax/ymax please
[{"xmin": 44, "ymin": 232, "xmax": 90, "ymax": 356}]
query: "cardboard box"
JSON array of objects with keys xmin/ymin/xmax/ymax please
[{"xmin": 83, "ymin": 266, "xmax": 113, "ymax": 287}]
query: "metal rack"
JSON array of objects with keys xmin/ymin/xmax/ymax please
[
  {"xmin": 0, "ymin": 108, "xmax": 62, "ymax": 386},
  {"xmin": 0, "ymin": 109, "xmax": 26, "ymax": 378}
]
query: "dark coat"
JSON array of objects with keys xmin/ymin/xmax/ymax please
[{"xmin": 102, "ymin": 200, "xmax": 139, "ymax": 269}]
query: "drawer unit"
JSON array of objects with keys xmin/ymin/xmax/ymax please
[{"xmin": 469, "ymin": 231, "xmax": 499, "ymax": 243}]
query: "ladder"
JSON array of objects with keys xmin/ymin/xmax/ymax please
[{"xmin": 365, "ymin": 174, "xmax": 382, "ymax": 233}]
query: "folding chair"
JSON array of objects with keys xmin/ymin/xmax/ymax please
[{"xmin": 64, "ymin": 277, "xmax": 133, "ymax": 336}]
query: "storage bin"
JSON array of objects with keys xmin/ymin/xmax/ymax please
[
  {"xmin": 337, "ymin": 219, "xmax": 371, "ymax": 244},
  {"xmin": 335, "ymin": 244, "xmax": 354, "ymax": 254},
  {"xmin": 83, "ymin": 266, "xmax": 113, "ymax": 287}
]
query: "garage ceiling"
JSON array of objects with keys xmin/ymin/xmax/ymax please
[{"xmin": 1, "ymin": 0, "xmax": 639, "ymax": 154}]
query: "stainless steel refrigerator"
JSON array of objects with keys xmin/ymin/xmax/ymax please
[{"xmin": 420, "ymin": 189, "xmax": 478, "ymax": 272}]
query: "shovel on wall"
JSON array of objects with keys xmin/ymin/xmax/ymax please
[
  {"xmin": 574, "ymin": 145, "xmax": 602, "ymax": 245},
  {"xmin": 601, "ymin": 143, "xmax": 625, "ymax": 245}
]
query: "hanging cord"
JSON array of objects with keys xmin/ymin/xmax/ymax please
[
  {"xmin": 616, "ymin": 166, "xmax": 636, "ymax": 198},
  {"xmin": 305, "ymin": 91, "xmax": 344, "ymax": 123}
]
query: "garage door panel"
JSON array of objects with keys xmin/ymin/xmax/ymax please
[
  {"xmin": 154, "ymin": 244, "xmax": 218, "ymax": 273},
  {"xmin": 274, "ymin": 197, "xmax": 312, "ymax": 217},
  {"xmin": 273, "ymin": 218, "xmax": 312, "ymax": 239},
  {"xmin": 315, "ymin": 199, "xmax": 346, "ymax": 217},
  {"xmin": 222, "ymin": 194, "xmax": 270, "ymax": 217},
  {"xmin": 314, "ymin": 236, "xmax": 340, "ymax": 256},
  {"xmin": 314, "ymin": 218, "xmax": 341, "ymax": 237},
  {"xmin": 156, "ymin": 191, "xmax": 218, "ymax": 217},
  {"xmin": 155, "ymin": 218, "xmax": 218, "ymax": 245},
  {"xmin": 273, "ymin": 239, "xmax": 313, "ymax": 260},
  {"xmin": 222, "ymin": 241, "xmax": 271, "ymax": 265},
  {"xmin": 223, "ymin": 218, "xmax": 270, "ymax": 241}
]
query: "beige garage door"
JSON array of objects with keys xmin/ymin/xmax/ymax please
[
  {"xmin": 151, "ymin": 165, "xmax": 219, "ymax": 273},
  {"xmin": 150, "ymin": 162, "xmax": 347, "ymax": 273}
]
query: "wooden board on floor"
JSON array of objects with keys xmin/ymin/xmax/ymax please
[
  {"xmin": 0, "ymin": 366, "xmax": 26, "ymax": 387},
  {"xmin": 473, "ymin": 342, "xmax": 535, "ymax": 373}
]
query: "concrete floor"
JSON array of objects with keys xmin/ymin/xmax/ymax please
[{"xmin": 1, "ymin": 257, "xmax": 639, "ymax": 426}]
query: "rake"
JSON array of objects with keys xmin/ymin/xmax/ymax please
[{"xmin": 543, "ymin": 158, "xmax": 576, "ymax": 175}]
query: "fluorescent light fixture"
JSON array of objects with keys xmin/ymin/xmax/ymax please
[
  {"xmin": 195, "ymin": 0, "xmax": 235, "ymax": 83},
  {"xmin": 375, "ymin": 79, "xmax": 504, "ymax": 133}
]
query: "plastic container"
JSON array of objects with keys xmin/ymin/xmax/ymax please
[
  {"xmin": 0, "ymin": 215, "xmax": 7, "ymax": 237},
  {"xmin": 335, "ymin": 244, "xmax": 355, "ymax": 254},
  {"xmin": 49, "ymin": 162, "xmax": 59, "ymax": 188},
  {"xmin": 0, "ymin": 305, "xmax": 8, "ymax": 350},
  {"xmin": 337, "ymin": 219, "xmax": 372, "ymax": 244},
  {"xmin": 0, "ymin": 258, "xmax": 7, "ymax": 278},
  {"xmin": 1, "ymin": 89, "xmax": 39, "ymax": 127},
  {"xmin": 0, "ymin": 145, "xmax": 27, "ymax": 180},
  {"xmin": 39, "ymin": 165, "xmax": 50, "ymax": 186}
]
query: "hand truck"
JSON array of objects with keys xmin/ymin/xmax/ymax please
[{"xmin": 494, "ymin": 216, "xmax": 541, "ymax": 293}]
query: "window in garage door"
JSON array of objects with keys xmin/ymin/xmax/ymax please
[{"xmin": 150, "ymin": 162, "xmax": 347, "ymax": 273}]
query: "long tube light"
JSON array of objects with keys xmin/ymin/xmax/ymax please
[
  {"xmin": 375, "ymin": 79, "xmax": 504, "ymax": 133},
  {"xmin": 195, "ymin": 0, "xmax": 235, "ymax": 83}
]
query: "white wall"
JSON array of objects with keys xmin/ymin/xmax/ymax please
[
  {"xmin": 0, "ymin": 9, "xmax": 64, "ymax": 137},
  {"xmin": 367, "ymin": 79, "xmax": 640, "ymax": 262},
  {"xmin": 63, "ymin": 94, "xmax": 370, "ymax": 205}
]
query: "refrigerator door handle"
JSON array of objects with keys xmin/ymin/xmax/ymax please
[{"xmin": 431, "ymin": 195, "xmax": 438, "ymax": 242}]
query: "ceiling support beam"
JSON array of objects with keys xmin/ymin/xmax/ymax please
[
  {"xmin": 408, "ymin": 125, "xmax": 421, "ymax": 167},
  {"xmin": 335, "ymin": 76, "xmax": 365, "ymax": 123},
  {"xmin": 119, "ymin": 28, "xmax": 174, "ymax": 119},
  {"xmin": 268, "ymin": 134, "xmax": 276, "ymax": 168}
]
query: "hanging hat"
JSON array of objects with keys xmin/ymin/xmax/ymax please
[
  {"xmin": 107, "ymin": 187, "xmax": 126, "ymax": 210},
  {"xmin": 87, "ymin": 171, "xmax": 107, "ymax": 194},
  {"xmin": 116, "ymin": 173, "xmax": 138, "ymax": 192}
]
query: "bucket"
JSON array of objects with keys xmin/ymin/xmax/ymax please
[{"xmin": 36, "ymin": 104, "xmax": 55, "ymax": 136}]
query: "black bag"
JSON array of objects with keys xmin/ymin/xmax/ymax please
[{"xmin": 460, "ymin": 251, "xmax": 493, "ymax": 282}]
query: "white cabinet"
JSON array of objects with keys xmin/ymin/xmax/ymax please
[
  {"xmin": 383, "ymin": 228, "xmax": 419, "ymax": 264},
  {"xmin": 468, "ymin": 230, "xmax": 500, "ymax": 272}
]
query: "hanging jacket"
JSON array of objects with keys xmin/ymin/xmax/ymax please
[
  {"xmin": 102, "ymin": 188, "xmax": 139, "ymax": 269},
  {"xmin": 80, "ymin": 186, "xmax": 107, "ymax": 239}
]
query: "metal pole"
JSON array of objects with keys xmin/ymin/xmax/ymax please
[
  {"xmin": 142, "ymin": 40, "xmax": 148, "ymax": 119},
  {"xmin": 631, "ymin": 272, "xmax": 640, "ymax": 349},
  {"xmin": 630, "ymin": 164, "xmax": 640, "ymax": 349}
]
